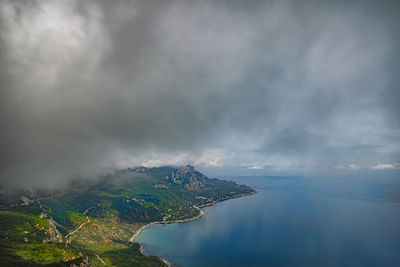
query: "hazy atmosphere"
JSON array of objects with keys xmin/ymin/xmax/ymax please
[{"xmin": 1, "ymin": 0, "xmax": 399, "ymax": 186}]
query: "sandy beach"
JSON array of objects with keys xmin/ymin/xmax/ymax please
[{"xmin": 129, "ymin": 223, "xmax": 156, "ymax": 243}]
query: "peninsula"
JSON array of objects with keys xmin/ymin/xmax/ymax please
[{"xmin": 0, "ymin": 165, "xmax": 255, "ymax": 266}]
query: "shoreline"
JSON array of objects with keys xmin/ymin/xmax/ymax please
[
  {"xmin": 128, "ymin": 208, "xmax": 206, "ymax": 243},
  {"xmin": 128, "ymin": 190, "xmax": 256, "ymax": 266},
  {"xmin": 128, "ymin": 223, "xmax": 156, "ymax": 243},
  {"xmin": 197, "ymin": 191, "xmax": 257, "ymax": 208},
  {"xmin": 128, "ymin": 207, "xmax": 206, "ymax": 267}
]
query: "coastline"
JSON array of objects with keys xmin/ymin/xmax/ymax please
[
  {"xmin": 128, "ymin": 208, "xmax": 206, "ymax": 243},
  {"xmin": 128, "ymin": 190, "xmax": 256, "ymax": 266},
  {"xmin": 128, "ymin": 207, "xmax": 206, "ymax": 266},
  {"xmin": 128, "ymin": 223, "xmax": 156, "ymax": 243},
  {"xmin": 197, "ymin": 191, "xmax": 257, "ymax": 208}
]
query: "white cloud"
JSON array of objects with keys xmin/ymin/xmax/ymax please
[
  {"xmin": 349, "ymin": 164, "xmax": 361, "ymax": 170},
  {"xmin": 335, "ymin": 164, "xmax": 361, "ymax": 170},
  {"xmin": 370, "ymin": 163, "xmax": 399, "ymax": 170},
  {"xmin": 247, "ymin": 164, "xmax": 265, "ymax": 170},
  {"xmin": 115, "ymin": 148, "xmax": 231, "ymax": 169}
]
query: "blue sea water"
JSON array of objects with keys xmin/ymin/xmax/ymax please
[{"xmin": 135, "ymin": 176, "xmax": 400, "ymax": 267}]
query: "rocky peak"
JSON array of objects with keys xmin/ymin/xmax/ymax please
[
  {"xmin": 169, "ymin": 165, "xmax": 207, "ymax": 191},
  {"xmin": 181, "ymin": 164, "xmax": 195, "ymax": 173}
]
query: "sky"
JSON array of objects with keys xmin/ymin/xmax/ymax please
[{"xmin": 0, "ymin": 0, "xmax": 399, "ymax": 186}]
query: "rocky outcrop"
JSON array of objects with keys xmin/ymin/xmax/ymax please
[
  {"xmin": 169, "ymin": 165, "xmax": 206, "ymax": 191},
  {"xmin": 128, "ymin": 164, "xmax": 208, "ymax": 191}
]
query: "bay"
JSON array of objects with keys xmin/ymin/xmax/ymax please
[{"xmin": 135, "ymin": 176, "xmax": 400, "ymax": 266}]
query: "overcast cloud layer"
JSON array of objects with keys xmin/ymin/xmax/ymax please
[{"xmin": 1, "ymin": 0, "xmax": 399, "ymax": 186}]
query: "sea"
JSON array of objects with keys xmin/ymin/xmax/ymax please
[{"xmin": 135, "ymin": 175, "xmax": 400, "ymax": 267}]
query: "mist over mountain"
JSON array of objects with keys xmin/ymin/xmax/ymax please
[{"xmin": 1, "ymin": 0, "xmax": 399, "ymax": 186}]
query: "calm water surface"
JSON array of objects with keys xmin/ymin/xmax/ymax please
[{"xmin": 135, "ymin": 176, "xmax": 400, "ymax": 266}]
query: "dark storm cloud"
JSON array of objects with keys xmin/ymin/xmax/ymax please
[{"xmin": 0, "ymin": 0, "xmax": 399, "ymax": 186}]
